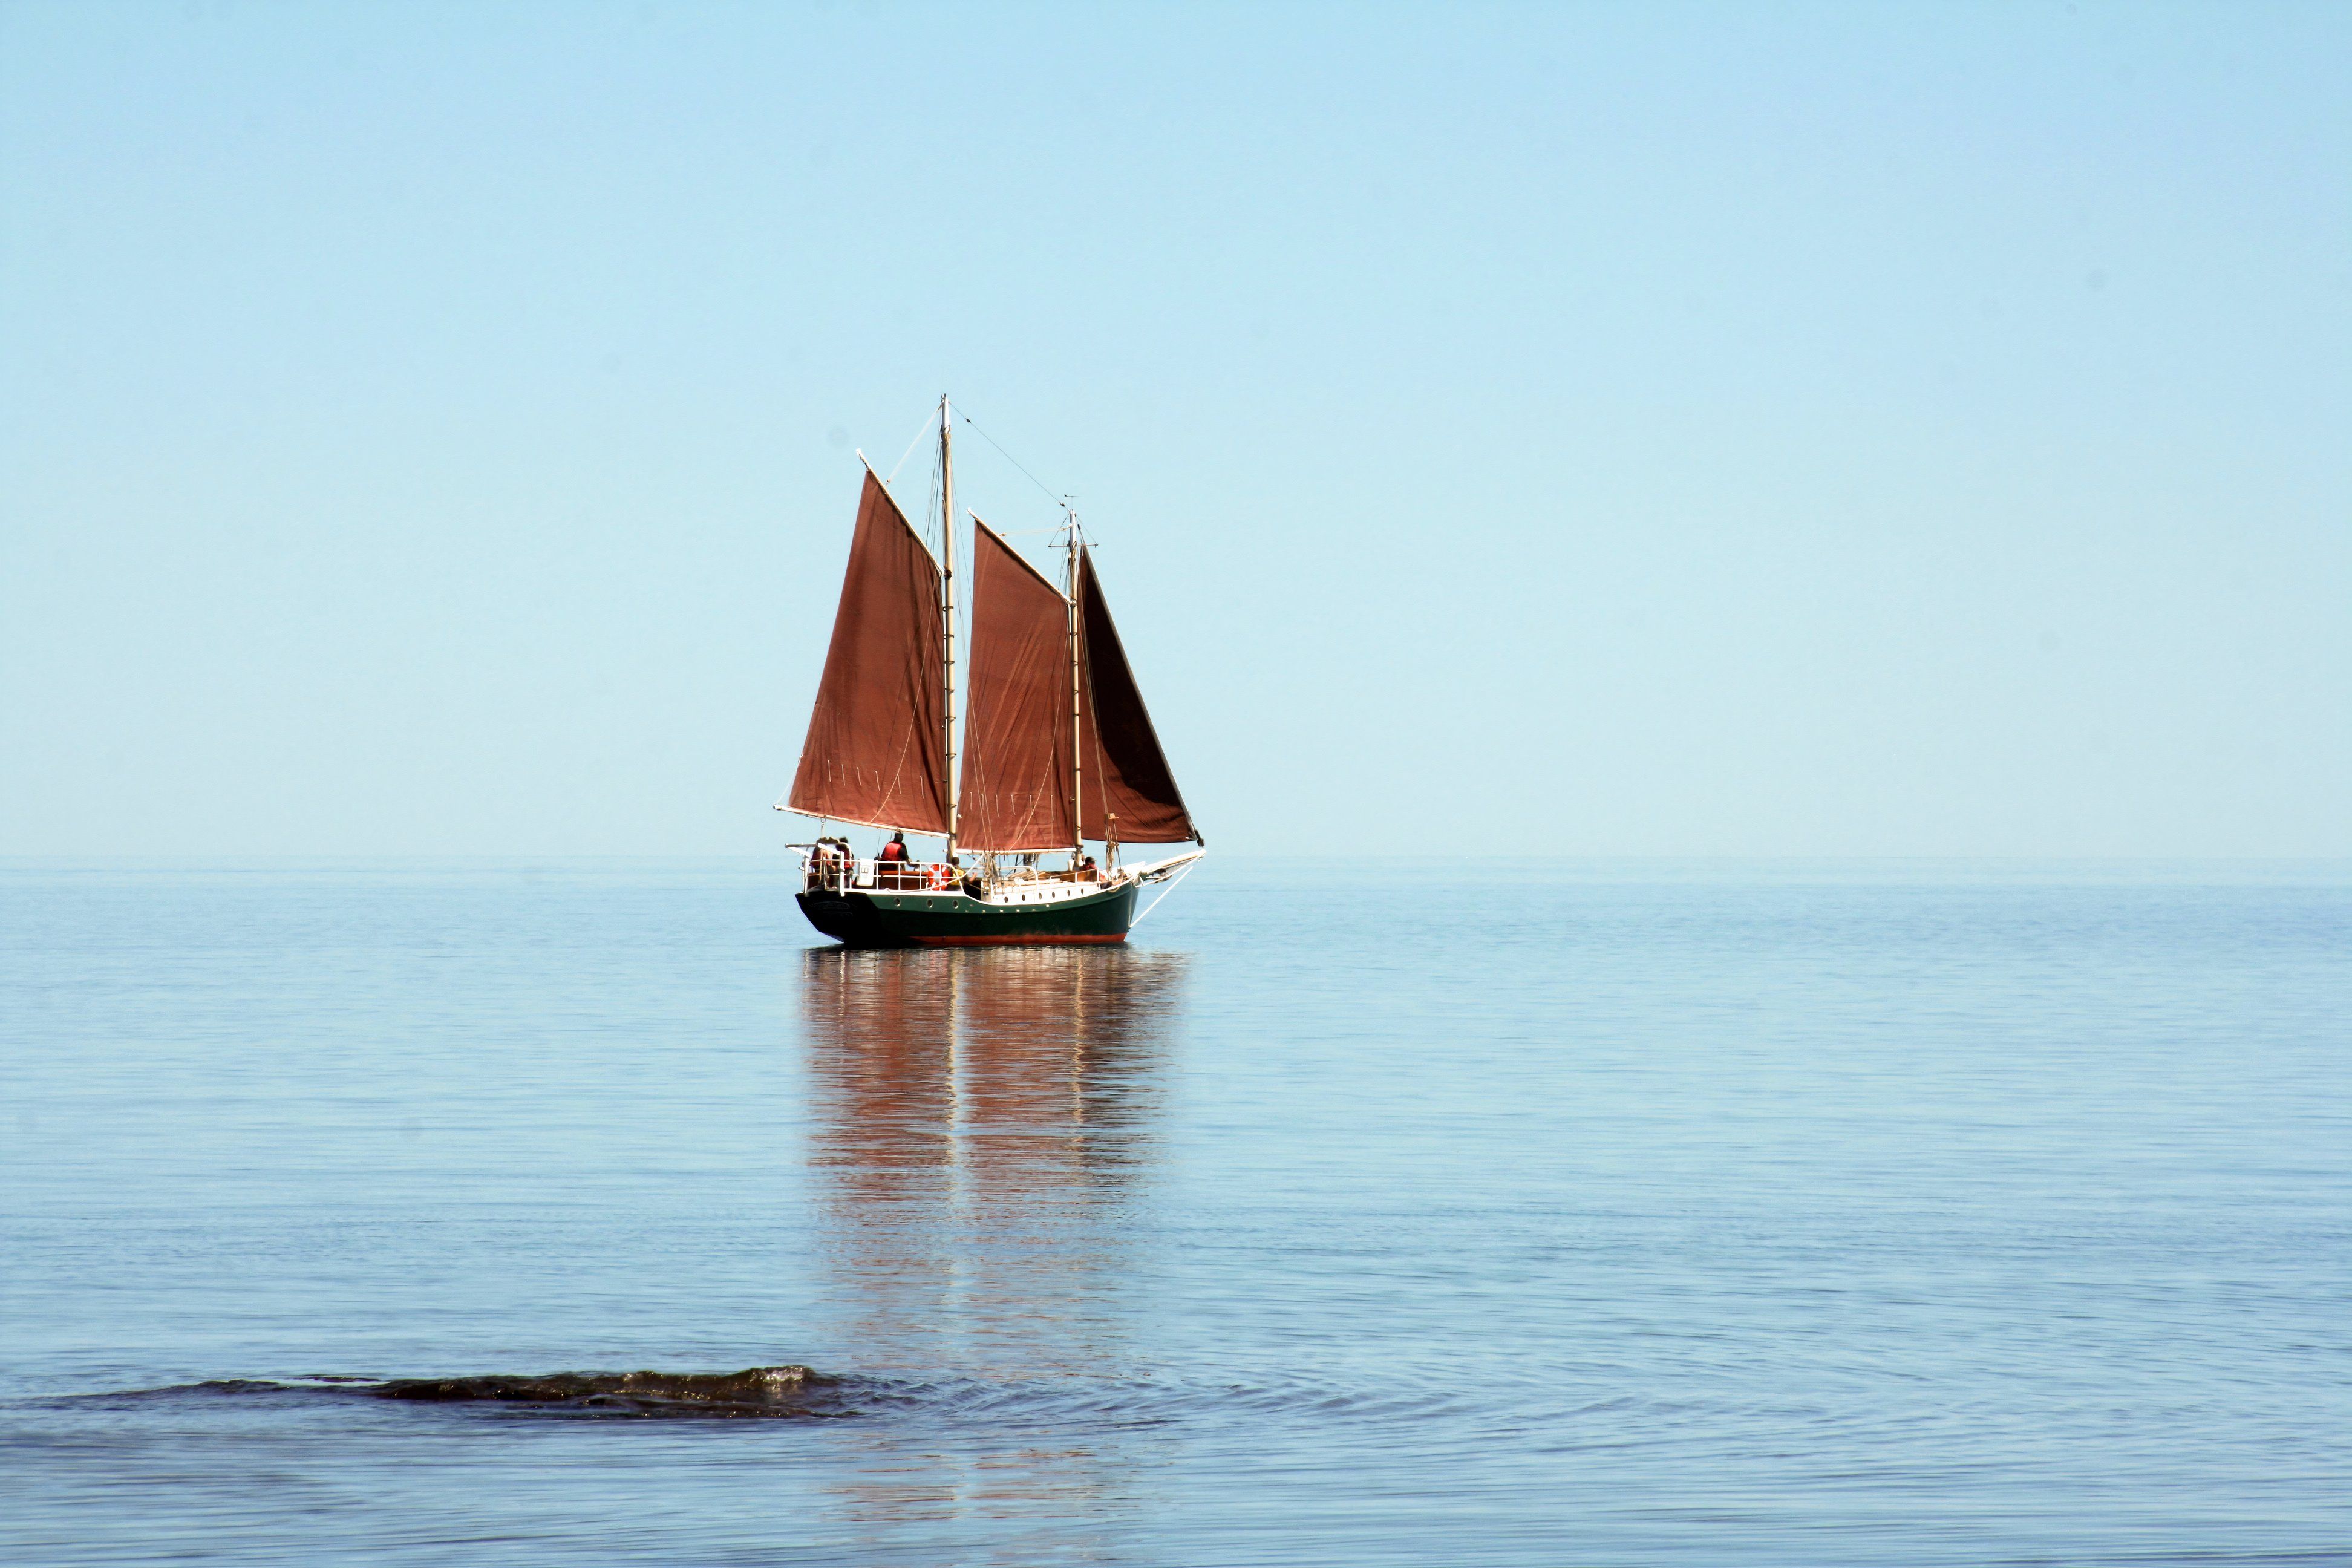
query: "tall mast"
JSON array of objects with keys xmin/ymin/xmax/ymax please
[
  {"xmin": 1066, "ymin": 514, "xmax": 1083, "ymax": 862},
  {"xmin": 940, "ymin": 396, "xmax": 958, "ymax": 864}
]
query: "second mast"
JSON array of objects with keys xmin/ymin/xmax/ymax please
[{"xmin": 939, "ymin": 396, "xmax": 958, "ymax": 863}]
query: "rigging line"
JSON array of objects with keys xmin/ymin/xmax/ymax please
[
  {"xmin": 1128, "ymin": 860, "xmax": 1198, "ymax": 928},
  {"xmin": 958, "ymin": 410, "xmax": 1069, "ymax": 509},
  {"xmin": 885, "ymin": 408, "xmax": 937, "ymax": 486}
]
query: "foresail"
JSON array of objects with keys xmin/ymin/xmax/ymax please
[
  {"xmin": 956, "ymin": 519, "xmax": 1076, "ymax": 851},
  {"xmin": 1077, "ymin": 544, "xmax": 1198, "ymax": 844},
  {"xmin": 787, "ymin": 470, "xmax": 950, "ymax": 835}
]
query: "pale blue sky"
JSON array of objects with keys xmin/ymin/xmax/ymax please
[{"xmin": 3, "ymin": 1, "xmax": 2346, "ymax": 857}]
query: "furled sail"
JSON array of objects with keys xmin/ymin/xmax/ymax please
[
  {"xmin": 956, "ymin": 518, "xmax": 1077, "ymax": 851},
  {"xmin": 1077, "ymin": 543, "xmax": 1199, "ymax": 844},
  {"xmin": 787, "ymin": 471, "xmax": 950, "ymax": 834}
]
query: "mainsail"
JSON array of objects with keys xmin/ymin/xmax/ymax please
[
  {"xmin": 956, "ymin": 518, "xmax": 1077, "ymax": 851},
  {"xmin": 787, "ymin": 471, "xmax": 950, "ymax": 834},
  {"xmin": 1076, "ymin": 543, "xmax": 1198, "ymax": 845}
]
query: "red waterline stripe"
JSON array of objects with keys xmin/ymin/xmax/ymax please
[{"xmin": 907, "ymin": 933, "xmax": 1129, "ymax": 947}]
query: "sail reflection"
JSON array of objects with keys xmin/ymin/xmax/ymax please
[{"xmin": 797, "ymin": 945, "xmax": 1188, "ymax": 1375}]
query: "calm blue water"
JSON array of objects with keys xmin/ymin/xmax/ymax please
[{"xmin": 3, "ymin": 860, "xmax": 2348, "ymax": 1564}]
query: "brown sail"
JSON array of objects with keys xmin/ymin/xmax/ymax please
[
  {"xmin": 1077, "ymin": 543, "xmax": 1198, "ymax": 844},
  {"xmin": 957, "ymin": 520, "xmax": 1077, "ymax": 851},
  {"xmin": 787, "ymin": 470, "xmax": 950, "ymax": 834}
]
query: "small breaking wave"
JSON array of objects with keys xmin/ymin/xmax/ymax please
[
  {"xmin": 368, "ymin": 1366, "xmax": 849, "ymax": 1417},
  {"xmin": 31, "ymin": 1365, "xmax": 1565, "ymax": 1432},
  {"xmin": 54, "ymin": 1367, "xmax": 890, "ymax": 1420}
]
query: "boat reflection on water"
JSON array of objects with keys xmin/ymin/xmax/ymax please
[
  {"xmin": 795, "ymin": 946, "xmax": 1189, "ymax": 1541},
  {"xmin": 797, "ymin": 945, "xmax": 1189, "ymax": 1378}
]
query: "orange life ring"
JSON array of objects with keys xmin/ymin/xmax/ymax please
[{"xmin": 927, "ymin": 862, "xmax": 953, "ymax": 891}]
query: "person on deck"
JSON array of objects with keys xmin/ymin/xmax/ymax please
[
  {"xmin": 877, "ymin": 831, "xmax": 910, "ymax": 887},
  {"xmin": 1078, "ymin": 852, "xmax": 1099, "ymax": 881}
]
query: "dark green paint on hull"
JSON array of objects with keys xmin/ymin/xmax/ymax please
[{"xmin": 797, "ymin": 881, "xmax": 1137, "ymax": 948}]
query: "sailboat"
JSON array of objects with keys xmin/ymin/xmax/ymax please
[{"xmin": 779, "ymin": 399, "xmax": 1204, "ymax": 947}]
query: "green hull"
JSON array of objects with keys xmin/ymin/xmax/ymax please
[{"xmin": 797, "ymin": 881, "xmax": 1138, "ymax": 947}]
